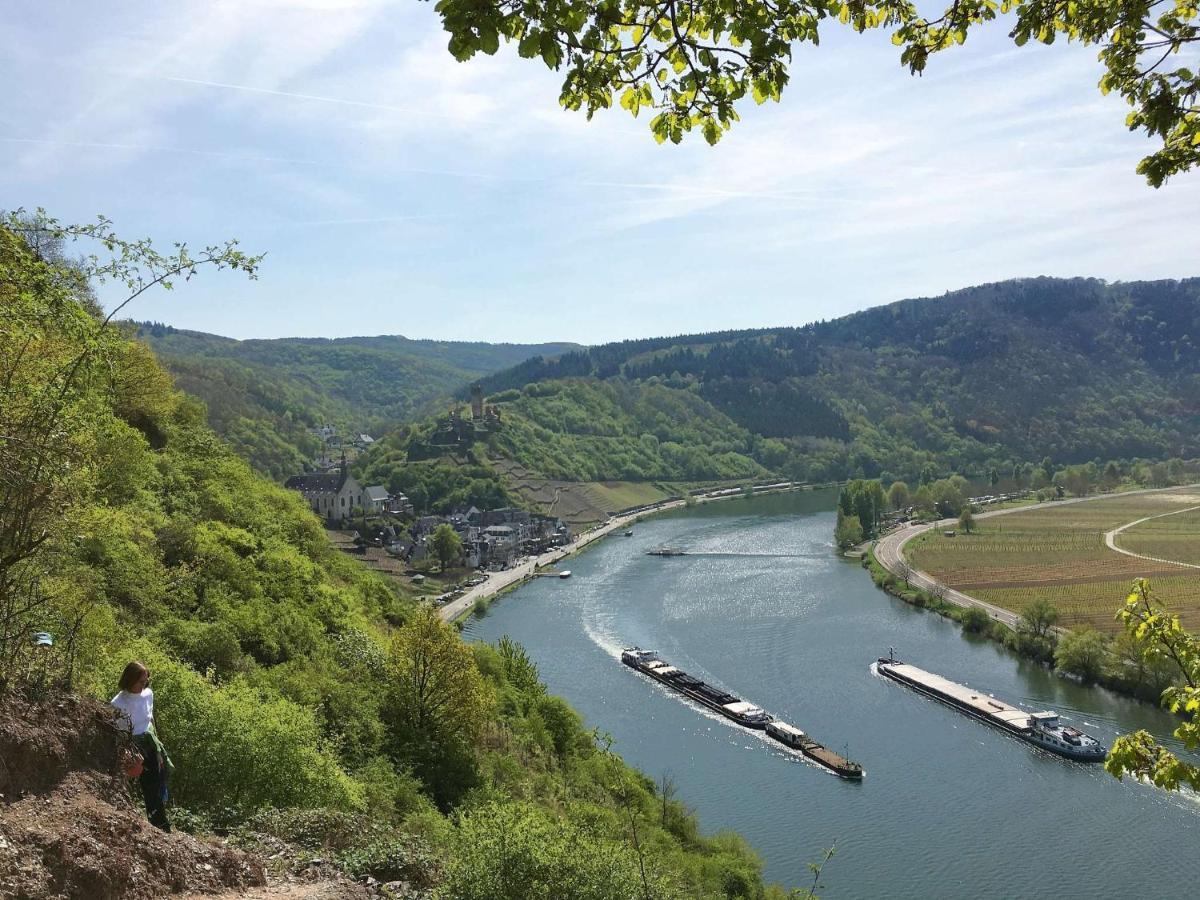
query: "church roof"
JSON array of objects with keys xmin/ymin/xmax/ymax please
[{"xmin": 284, "ymin": 470, "xmax": 351, "ymax": 494}]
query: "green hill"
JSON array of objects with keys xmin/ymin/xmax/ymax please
[
  {"xmin": 5, "ymin": 222, "xmax": 787, "ymax": 899},
  {"xmin": 129, "ymin": 322, "xmax": 579, "ymax": 479},
  {"xmin": 362, "ymin": 278, "xmax": 1199, "ymax": 504}
]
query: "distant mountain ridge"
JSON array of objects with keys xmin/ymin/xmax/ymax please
[
  {"xmin": 444, "ymin": 277, "xmax": 1200, "ymax": 487},
  {"xmin": 129, "ymin": 321, "xmax": 580, "ymax": 479}
]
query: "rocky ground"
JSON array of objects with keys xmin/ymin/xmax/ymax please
[{"xmin": 0, "ymin": 693, "xmax": 432, "ymax": 900}]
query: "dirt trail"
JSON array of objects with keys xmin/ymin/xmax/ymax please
[
  {"xmin": 183, "ymin": 877, "xmax": 368, "ymax": 900},
  {"xmin": 0, "ymin": 695, "xmax": 262, "ymax": 900}
]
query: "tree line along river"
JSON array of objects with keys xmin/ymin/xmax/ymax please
[{"xmin": 463, "ymin": 490, "xmax": 1200, "ymax": 899}]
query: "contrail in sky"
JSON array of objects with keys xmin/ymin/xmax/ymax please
[{"xmin": 161, "ymin": 74, "xmax": 468, "ymax": 123}]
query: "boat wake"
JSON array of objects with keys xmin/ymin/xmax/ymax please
[
  {"xmin": 581, "ymin": 606, "xmax": 626, "ymax": 661},
  {"xmin": 683, "ymin": 551, "xmax": 812, "ymax": 559}
]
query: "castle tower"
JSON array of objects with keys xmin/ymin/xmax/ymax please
[{"xmin": 470, "ymin": 382, "xmax": 484, "ymax": 421}]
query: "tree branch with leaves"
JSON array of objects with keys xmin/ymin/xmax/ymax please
[
  {"xmin": 1106, "ymin": 579, "xmax": 1200, "ymax": 791},
  {"xmin": 429, "ymin": 0, "xmax": 1200, "ymax": 184}
]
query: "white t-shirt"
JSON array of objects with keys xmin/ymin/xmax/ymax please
[{"xmin": 110, "ymin": 687, "xmax": 154, "ymax": 736}]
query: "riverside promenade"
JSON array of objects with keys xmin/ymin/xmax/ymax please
[{"xmin": 438, "ymin": 482, "xmax": 807, "ymax": 623}]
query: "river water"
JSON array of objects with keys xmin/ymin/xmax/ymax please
[{"xmin": 463, "ymin": 491, "xmax": 1199, "ymax": 898}]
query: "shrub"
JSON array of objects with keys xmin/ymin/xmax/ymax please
[
  {"xmin": 961, "ymin": 606, "xmax": 992, "ymax": 634},
  {"xmin": 96, "ymin": 645, "xmax": 362, "ymax": 817}
]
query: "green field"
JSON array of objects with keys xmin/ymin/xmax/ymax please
[{"xmin": 906, "ymin": 488, "xmax": 1200, "ymax": 631}]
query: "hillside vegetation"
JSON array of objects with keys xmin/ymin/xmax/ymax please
[
  {"xmin": 131, "ymin": 322, "xmax": 578, "ymax": 479},
  {"xmin": 3, "ymin": 218, "xmax": 796, "ymax": 899},
  {"xmin": 455, "ymin": 278, "xmax": 1200, "ymax": 488}
]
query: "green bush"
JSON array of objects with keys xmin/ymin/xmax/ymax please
[
  {"xmin": 961, "ymin": 606, "xmax": 992, "ymax": 634},
  {"xmin": 96, "ymin": 645, "xmax": 362, "ymax": 817}
]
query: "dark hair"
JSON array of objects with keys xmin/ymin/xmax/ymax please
[{"xmin": 118, "ymin": 661, "xmax": 149, "ymax": 692}]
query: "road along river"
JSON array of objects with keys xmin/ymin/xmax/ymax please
[{"xmin": 463, "ymin": 490, "xmax": 1200, "ymax": 900}]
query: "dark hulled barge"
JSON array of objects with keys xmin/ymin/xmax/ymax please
[
  {"xmin": 876, "ymin": 652, "xmax": 1106, "ymax": 762},
  {"xmin": 765, "ymin": 722, "xmax": 863, "ymax": 779},
  {"xmin": 621, "ymin": 648, "xmax": 772, "ymax": 727},
  {"xmin": 621, "ymin": 648, "xmax": 865, "ymax": 777}
]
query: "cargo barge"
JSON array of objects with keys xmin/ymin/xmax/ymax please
[
  {"xmin": 621, "ymin": 648, "xmax": 772, "ymax": 727},
  {"xmin": 647, "ymin": 547, "xmax": 687, "ymax": 556},
  {"xmin": 766, "ymin": 721, "xmax": 864, "ymax": 779},
  {"xmin": 876, "ymin": 651, "xmax": 1106, "ymax": 762}
]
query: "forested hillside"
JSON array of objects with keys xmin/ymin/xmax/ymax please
[
  {"xmin": 131, "ymin": 322, "xmax": 578, "ymax": 479},
  {"xmin": 3, "ymin": 218, "xmax": 793, "ymax": 899},
  {"xmin": 446, "ymin": 278, "xmax": 1200, "ymax": 487}
]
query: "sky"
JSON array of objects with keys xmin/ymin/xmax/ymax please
[{"xmin": 3, "ymin": 0, "xmax": 1197, "ymax": 345}]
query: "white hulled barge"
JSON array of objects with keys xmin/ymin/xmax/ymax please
[{"xmin": 876, "ymin": 651, "xmax": 1106, "ymax": 762}]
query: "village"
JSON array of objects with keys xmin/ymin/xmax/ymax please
[{"xmin": 283, "ymin": 422, "xmax": 572, "ymax": 576}]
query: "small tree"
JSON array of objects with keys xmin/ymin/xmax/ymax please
[
  {"xmin": 957, "ymin": 508, "xmax": 976, "ymax": 534},
  {"xmin": 961, "ymin": 606, "xmax": 991, "ymax": 634},
  {"xmin": 1019, "ymin": 598, "xmax": 1060, "ymax": 640},
  {"xmin": 887, "ymin": 481, "xmax": 910, "ymax": 512},
  {"xmin": 428, "ymin": 523, "xmax": 463, "ymax": 572},
  {"xmin": 385, "ymin": 607, "xmax": 491, "ymax": 807},
  {"xmin": 834, "ymin": 511, "xmax": 863, "ymax": 550},
  {"xmin": 895, "ymin": 560, "xmax": 913, "ymax": 589},
  {"xmin": 1108, "ymin": 580, "xmax": 1200, "ymax": 791},
  {"xmin": 1054, "ymin": 628, "xmax": 1108, "ymax": 683}
]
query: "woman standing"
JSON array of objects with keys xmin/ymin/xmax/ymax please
[{"xmin": 111, "ymin": 661, "xmax": 172, "ymax": 832}]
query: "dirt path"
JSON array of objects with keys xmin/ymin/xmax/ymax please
[
  {"xmin": 1104, "ymin": 504, "xmax": 1200, "ymax": 570},
  {"xmin": 183, "ymin": 877, "xmax": 367, "ymax": 900}
]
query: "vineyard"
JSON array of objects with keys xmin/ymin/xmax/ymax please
[{"xmin": 906, "ymin": 489, "xmax": 1200, "ymax": 631}]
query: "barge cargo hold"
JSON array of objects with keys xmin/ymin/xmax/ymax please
[
  {"xmin": 647, "ymin": 547, "xmax": 687, "ymax": 556},
  {"xmin": 766, "ymin": 721, "xmax": 864, "ymax": 779},
  {"xmin": 621, "ymin": 648, "xmax": 772, "ymax": 727},
  {"xmin": 876, "ymin": 652, "xmax": 1106, "ymax": 762}
]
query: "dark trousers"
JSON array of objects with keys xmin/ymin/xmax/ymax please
[{"xmin": 135, "ymin": 734, "xmax": 171, "ymax": 832}]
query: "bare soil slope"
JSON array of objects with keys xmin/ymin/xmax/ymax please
[{"xmin": 0, "ymin": 694, "xmax": 263, "ymax": 900}]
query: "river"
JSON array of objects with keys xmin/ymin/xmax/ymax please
[{"xmin": 462, "ymin": 491, "xmax": 1199, "ymax": 898}]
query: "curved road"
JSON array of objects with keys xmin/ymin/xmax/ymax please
[{"xmin": 872, "ymin": 485, "xmax": 1200, "ymax": 631}]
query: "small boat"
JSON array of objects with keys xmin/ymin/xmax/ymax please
[
  {"xmin": 559, "ymin": 570, "xmax": 571, "ymax": 578},
  {"xmin": 647, "ymin": 547, "xmax": 687, "ymax": 556},
  {"xmin": 624, "ymin": 530, "xmax": 634, "ymax": 537}
]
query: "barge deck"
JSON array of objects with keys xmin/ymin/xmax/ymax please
[
  {"xmin": 877, "ymin": 652, "xmax": 1106, "ymax": 762},
  {"xmin": 621, "ymin": 647, "xmax": 865, "ymax": 777}
]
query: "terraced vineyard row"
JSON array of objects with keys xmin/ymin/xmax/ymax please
[{"xmin": 906, "ymin": 488, "xmax": 1200, "ymax": 631}]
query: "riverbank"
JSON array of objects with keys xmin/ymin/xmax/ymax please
[
  {"xmin": 462, "ymin": 490, "xmax": 1200, "ymax": 898},
  {"xmin": 867, "ymin": 483, "xmax": 1200, "ymax": 703},
  {"xmin": 439, "ymin": 481, "xmax": 822, "ymax": 623}
]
